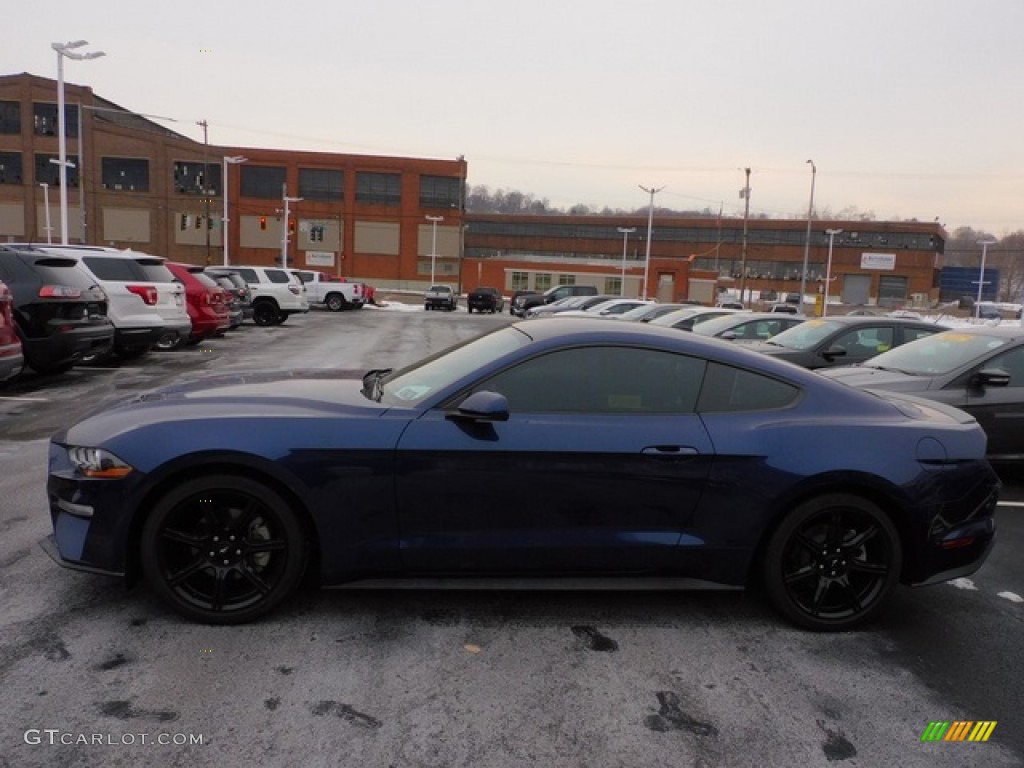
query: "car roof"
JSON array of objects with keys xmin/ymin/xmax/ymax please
[{"xmin": 933, "ymin": 324, "xmax": 1024, "ymax": 341}]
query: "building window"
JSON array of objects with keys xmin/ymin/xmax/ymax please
[
  {"xmin": 173, "ymin": 161, "xmax": 221, "ymax": 196},
  {"xmin": 510, "ymin": 271, "xmax": 529, "ymax": 290},
  {"xmin": 0, "ymin": 101, "xmax": 20, "ymax": 134},
  {"xmin": 0, "ymin": 152, "xmax": 23, "ymax": 184},
  {"xmin": 356, "ymin": 172, "xmax": 401, "ymax": 206},
  {"xmin": 33, "ymin": 102, "xmax": 78, "ymax": 138},
  {"xmin": 604, "ymin": 277, "xmax": 622, "ymax": 295},
  {"xmin": 535, "ymin": 273, "xmax": 552, "ymax": 291},
  {"xmin": 557, "ymin": 274, "xmax": 576, "ymax": 286},
  {"xmin": 299, "ymin": 168, "xmax": 343, "ymax": 201},
  {"xmin": 35, "ymin": 153, "xmax": 78, "ymax": 187},
  {"xmin": 101, "ymin": 158, "xmax": 149, "ymax": 192},
  {"xmin": 240, "ymin": 165, "xmax": 286, "ymax": 199},
  {"xmin": 420, "ymin": 175, "xmax": 461, "ymax": 208}
]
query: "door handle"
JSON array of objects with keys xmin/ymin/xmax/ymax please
[{"xmin": 641, "ymin": 445, "xmax": 699, "ymax": 458}]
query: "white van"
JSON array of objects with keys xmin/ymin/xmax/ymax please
[{"xmin": 26, "ymin": 245, "xmax": 191, "ymax": 358}]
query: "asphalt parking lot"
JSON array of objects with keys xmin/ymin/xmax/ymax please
[{"xmin": 1, "ymin": 305, "xmax": 1021, "ymax": 768}]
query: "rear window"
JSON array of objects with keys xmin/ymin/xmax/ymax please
[
  {"xmin": 27, "ymin": 258, "xmax": 101, "ymax": 290},
  {"xmin": 194, "ymin": 272, "xmax": 220, "ymax": 290},
  {"xmin": 134, "ymin": 259, "xmax": 175, "ymax": 283},
  {"xmin": 82, "ymin": 256, "xmax": 140, "ymax": 281}
]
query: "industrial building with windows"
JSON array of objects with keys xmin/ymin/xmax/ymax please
[{"xmin": 0, "ymin": 72, "xmax": 947, "ymax": 307}]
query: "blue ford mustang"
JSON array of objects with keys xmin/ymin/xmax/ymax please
[{"xmin": 44, "ymin": 318, "xmax": 999, "ymax": 630}]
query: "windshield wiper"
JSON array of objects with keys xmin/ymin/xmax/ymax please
[{"xmin": 361, "ymin": 368, "xmax": 392, "ymax": 402}]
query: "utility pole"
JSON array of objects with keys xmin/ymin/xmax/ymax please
[
  {"xmin": 197, "ymin": 119, "xmax": 210, "ymax": 265},
  {"xmin": 739, "ymin": 168, "xmax": 751, "ymax": 305},
  {"xmin": 638, "ymin": 185, "xmax": 664, "ymax": 300}
]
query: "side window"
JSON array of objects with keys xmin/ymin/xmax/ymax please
[
  {"xmin": 987, "ymin": 348, "xmax": 1024, "ymax": 386},
  {"xmin": 697, "ymin": 362, "xmax": 799, "ymax": 412},
  {"xmin": 832, "ymin": 326, "xmax": 894, "ymax": 354},
  {"xmin": 234, "ymin": 268, "xmax": 258, "ymax": 283},
  {"xmin": 475, "ymin": 347, "xmax": 706, "ymax": 414}
]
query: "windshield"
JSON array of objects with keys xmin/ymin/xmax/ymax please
[
  {"xmin": 692, "ymin": 313, "xmax": 753, "ymax": 336},
  {"xmin": 648, "ymin": 308, "xmax": 701, "ymax": 327},
  {"xmin": 862, "ymin": 331, "xmax": 1009, "ymax": 375},
  {"xmin": 764, "ymin": 319, "xmax": 844, "ymax": 350},
  {"xmin": 376, "ymin": 325, "xmax": 531, "ymax": 405}
]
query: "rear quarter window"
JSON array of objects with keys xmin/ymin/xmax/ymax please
[
  {"xmin": 234, "ymin": 269, "xmax": 258, "ymax": 283},
  {"xmin": 697, "ymin": 362, "xmax": 799, "ymax": 412},
  {"xmin": 265, "ymin": 269, "xmax": 291, "ymax": 284}
]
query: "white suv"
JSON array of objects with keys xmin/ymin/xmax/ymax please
[
  {"xmin": 232, "ymin": 265, "xmax": 310, "ymax": 326},
  {"xmin": 26, "ymin": 245, "xmax": 190, "ymax": 358}
]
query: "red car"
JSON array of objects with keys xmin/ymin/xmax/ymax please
[
  {"xmin": 0, "ymin": 279, "xmax": 24, "ymax": 382},
  {"xmin": 165, "ymin": 263, "xmax": 230, "ymax": 345}
]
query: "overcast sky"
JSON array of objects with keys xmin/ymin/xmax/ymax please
[{"xmin": 8, "ymin": 1, "xmax": 1024, "ymax": 233}]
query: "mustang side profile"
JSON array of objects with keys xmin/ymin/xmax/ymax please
[{"xmin": 44, "ymin": 319, "xmax": 999, "ymax": 631}]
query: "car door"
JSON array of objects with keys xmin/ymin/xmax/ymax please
[
  {"xmin": 815, "ymin": 324, "xmax": 897, "ymax": 368},
  {"xmin": 960, "ymin": 345, "xmax": 1024, "ymax": 461},
  {"xmin": 393, "ymin": 345, "xmax": 715, "ymax": 574}
]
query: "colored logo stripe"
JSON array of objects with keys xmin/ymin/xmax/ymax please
[{"xmin": 920, "ymin": 721, "xmax": 996, "ymax": 742}]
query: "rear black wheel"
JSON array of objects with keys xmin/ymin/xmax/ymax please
[
  {"xmin": 763, "ymin": 494, "xmax": 901, "ymax": 631},
  {"xmin": 252, "ymin": 302, "xmax": 279, "ymax": 326},
  {"xmin": 141, "ymin": 475, "xmax": 308, "ymax": 624},
  {"xmin": 325, "ymin": 293, "xmax": 346, "ymax": 312}
]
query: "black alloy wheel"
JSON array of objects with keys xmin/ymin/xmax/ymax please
[
  {"xmin": 153, "ymin": 332, "xmax": 183, "ymax": 351},
  {"xmin": 763, "ymin": 494, "xmax": 901, "ymax": 631},
  {"xmin": 252, "ymin": 302, "xmax": 280, "ymax": 326},
  {"xmin": 325, "ymin": 294, "xmax": 346, "ymax": 312},
  {"xmin": 141, "ymin": 475, "xmax": 308, "ymax": 624}
]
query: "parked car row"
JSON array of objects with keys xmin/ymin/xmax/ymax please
[{"xmin": 0, "ymin": 244, "xmax": 319, "ymax": 381}]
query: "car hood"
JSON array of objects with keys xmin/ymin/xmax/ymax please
[
  {"xmin": 821, "ymin": 366, "xmax": 932, "ymax": 392},
  {"xmin": 54, "ymin": 369, "xmax": 393, "ymax": 447}
]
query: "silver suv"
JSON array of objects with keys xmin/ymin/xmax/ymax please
[
  {"xmin": 232, "ymin": 265, "xmax": 310, "ymax": 326},
  {"xmin": 25, "ymin": 245, "xmax": 190, "ymax": 359}
]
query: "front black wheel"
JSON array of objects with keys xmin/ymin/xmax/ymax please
[
  {"xmin": 141, "ymin": 475, "xmax": 308, "ymax": 624},
  {"xmin": 325, "ymin": 294, "xmax": 346, "ymax": 312},
  {"xmin": 763, "ymin": 494, "xmax": 901, "ymax": 631}
]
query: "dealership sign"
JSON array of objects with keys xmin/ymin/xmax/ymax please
[
  {"xmin": 861, "ymin": 252, "xmax": 896, "ymax": 271},
  {"xmin": 306, "ymin": 251, "xmax": 336, "ymax": 267}
]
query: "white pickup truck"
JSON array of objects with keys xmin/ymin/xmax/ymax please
[{"xmin": 292, "ymin": 270, "xmax": 366, "ymax": 311}]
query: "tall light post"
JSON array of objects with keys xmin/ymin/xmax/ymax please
[
  {"xmin": 39, "ymin": 183, "xmax": 54, "ymax": 244},
  {"xmin": 975, "ymin": 238, "xmax": 997, "ymax": 318},
  {"xmin": 799, "ymin": 159, "xmax": 816, "ymax": 312},
  {"xmin": 638, "ymin": 185, "xmax": 663, "ymax": 300},
  {"xmin": 222, "ymin": 155, "xmax": 247, "ymax": 266},
  {"xmin": 617, "ymin": 226, "xmax": 636, "ymax": 296},
  {"xmin": 739, "ymin": 168, "xmax": 751, "ymax": 304},
  {"xmin": 52, "ymin": 40, "xmax": 104, "ymax": 244},
  {"xmin": 426, "ymin": 215, "xmax": 443, "ymax": 285},
  {"xmin": 823, "ymin": 228, "xmax": 843, "ymax": 316},
  {"xmin": 280, "ymin": 185, "xmax": 303, "ymax": 268}
]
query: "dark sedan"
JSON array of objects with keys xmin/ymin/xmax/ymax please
[
  {"xmin": 692, "ymin": 311, "xmax": 805, "ymax": 342},
  {"xmin": 822, "ymin": 325, "xmax": 1024, "ymax": 465},
  {"xmin": 44, "ymin": 319, "xmax": 998, "ymax": 631},
  {"xmin": 747, "ymin": 316, "xmax": 948, "ymax": 369}
]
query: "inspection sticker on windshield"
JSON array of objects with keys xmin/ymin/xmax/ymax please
[{"xmin": 394, "ymin": 385, "xmax": 432, "ymax": 401}]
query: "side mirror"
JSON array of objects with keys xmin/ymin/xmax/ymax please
[
  {"xmin": 822, "ymin": 345, "xmax": 847, "ymax": 360},
  {"xmin": 450, "ymin": 390, "xmax": 510, "ymax": 422},
  {"xmin": 974, "ymin": 368, "xmax": 1011, "ymax": 388},
  {"xmin": 719, "ymin": 331, "xmax": 738, "ymax": 341}
]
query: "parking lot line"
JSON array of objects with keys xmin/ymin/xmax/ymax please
[{"xmin": 0, "ymin": 395, "xmax": 50, "ymax": 402}]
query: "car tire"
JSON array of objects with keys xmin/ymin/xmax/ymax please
[
  {"xmin": 762, "ymin": 494, "xmax": 901, "ymax": 631},
  {"xmin": 273, "ymin": 312, "xmax": 287, "ymax": 325},
  {"xmin": 140, "ymin": 474, "xmax": 308, "ymax": 625},
  {"xmin": 252, "ymin": 302, "xmax": 279, "ymax": 326},
  {"xmin": 153, "ymin": 333, "xmax": 183, "ymax": 351},
  {"xmin": 325, "ymin": 293, "xmax": 346, "ymax": 312}
]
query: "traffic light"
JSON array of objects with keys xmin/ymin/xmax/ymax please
[
  {"xmin": 289, "ymin": 219, "xmax": 296, "ymax": 234},
  {"xmin": 195, "ymin": 214, "xmax": 202, "ymax": 229},
  {"xmin": 259, "ymin": 216, "xmax": 267, "ymax": 231},
  {"xmin": 180, "ymin": 213, "xmax": 188, "ymax": 230}
]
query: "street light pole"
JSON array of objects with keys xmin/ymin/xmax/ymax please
[
  {"xmin": 280, "ymin": 185, "xmax": 303, "ymax": 268},
  {"xmin": 638, "ymin": 185, "xmax": 663, "ymax": 301},
  {"xmin": 799, "ymin": 159, "xmax": 816, "ymax": 312},
  {"xmin": 39, "ymin": 183, "xmax": 53, "ymax": 244},
  {"xmin": 739, "ymin": 168, "xmax": 751, "ymax": 304},
  {"xmin": 617, "ymin": 226, "xmax": 636, "ymax": 297},
  {"xmin": 52, "ymin": 40, "xmax": 104, "ymax": 245},
  {"xmin": 823, "ymin": 228, "xmax": 843, "ymax": 316},
  {"xmin": 426, "ymin": 215, "xmax": 443, "ymax": 285},
  {"xmin": 975, "ymin": 239, "xmax": 996, "ymax": 319},
  {"xmin": 222, "ymin": 156, "xmax": 247, "ymax": 266}
]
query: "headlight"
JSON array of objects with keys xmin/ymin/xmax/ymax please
[{"xmin": 67, "ymin": 447, "xmax": 134, "ymax": 479}]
